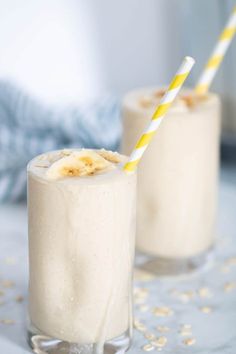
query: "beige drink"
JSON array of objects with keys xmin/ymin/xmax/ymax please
[
  {"xmin": 27, "ymin": 149, "xmax": 136, "ymax": 353},
  {"xmin": 122, "ymin": 88, "xmax": 220, "ymax": 270}
]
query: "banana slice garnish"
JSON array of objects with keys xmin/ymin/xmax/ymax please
[{"xmin": 46, "ymin": 150, "xmax": 112, "ymax": 180}]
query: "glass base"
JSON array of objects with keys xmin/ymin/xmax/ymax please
[
  {"xmin": 135, "ymin": 247, "xmax": 214, "ymax": 276},
  {"xmin": 27, "ymin": 323, "xmax": 131, "ymax": 354}
]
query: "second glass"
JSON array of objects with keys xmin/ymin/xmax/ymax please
[{"xmin": 122, "ymin": 87, "xmax": 221, "ymax": 274}]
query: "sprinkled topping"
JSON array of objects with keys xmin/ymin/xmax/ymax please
[
  {"xmin": 61, "ymin": 149, "xmax": 73, "ymax": 157},
  {"xmin": 181, "ymin": 95, "xmax": 195, "ymax": 108},
  {"xmin": 35, "ymin": 162, "xmax": 50, "ymax": 168},
  {"xmin": 152, "ymin": 306, "xmax": 174, "ymax": 317},
  {"xmin": 153, "ymin": 89, "xmax": 166, "ymax": 98},
  {"xmin": 138, "ymin": 90, "xmax": 209, "ymax": 112},
  {"xmin": 97, "ymin": 149, "xmax": 121, "ymax": 164}
]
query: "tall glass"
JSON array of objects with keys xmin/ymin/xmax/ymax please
[
  {"xmin": 122, "ymin": 88, "xmax": 221, "ymax": 274},
  {"xmin": 27, "ymin": 149, "xmax": 136, "ymax": 354}
]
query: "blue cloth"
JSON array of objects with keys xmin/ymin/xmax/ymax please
[{"xmin": 0, "ymin": 81, "xmax": 121, "ymax": 202}]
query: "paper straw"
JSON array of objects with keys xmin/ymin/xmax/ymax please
[
  {"xmin": 123, "ymin": 56, "xmax": 195, "ymax": 173},
  {"xmin": 195, "ymin": 6, "xmax": 236, "ymax": 94}
]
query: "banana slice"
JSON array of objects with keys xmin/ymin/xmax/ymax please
[
  {"xmin": 98, "ymin": 149, "xmax": 121, "ymax": 163},
  {"xmin": 46, "ymin": 150, "xmax": 112, "ymax": 180}
]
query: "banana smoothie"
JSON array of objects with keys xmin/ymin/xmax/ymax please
[
  {"xmin": 122, "ymin": 88, "xmax": 221, "ymax": 272},
  {"xmin": 27, "ymin": 149, "xmax": 136, "ymax": 353}
]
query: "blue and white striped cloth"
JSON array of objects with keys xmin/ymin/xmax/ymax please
[{"xmin": 0, "ymin": 81, "xmax": 121, "ymax": 202}]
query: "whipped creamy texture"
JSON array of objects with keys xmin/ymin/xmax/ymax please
[
  {"xmin": 122, "ymin": 88, "xmax": 221, "ymax": 258},
  {"xmin": 27, "ymin": 149, "xmax": 136, "ymax": 346}
]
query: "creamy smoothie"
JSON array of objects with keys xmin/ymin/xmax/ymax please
[
  {"xmin": 122, "ymin": 88, "xmax": 221, "ymax": 265},
  {"xmin": 27, "ymin": 149, "xmax": 136, "ymax": 353}
]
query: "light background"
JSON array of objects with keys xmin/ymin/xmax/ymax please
[{"xmin": 0, "ymin": 0, "xmax": 235, "ymax": 131}]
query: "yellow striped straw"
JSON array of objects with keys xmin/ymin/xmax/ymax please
[
  {"xmin": 123, "ymin": 56, "xmax": 195, "ymax": 173},
  {"xmin": 196, "ymin": 6, "xmax": 236, "ymax": 94}
]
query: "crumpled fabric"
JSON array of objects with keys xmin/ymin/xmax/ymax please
[{"xmin": 0, "ymin": 81, "xmax": 121, "ymax": 202}]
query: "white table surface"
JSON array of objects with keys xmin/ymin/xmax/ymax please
[{"xmin": 0, "ymin": 165, "xmax": 236, "ymax": 354}]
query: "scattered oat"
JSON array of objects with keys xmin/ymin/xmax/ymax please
[
  {"xmin": 0, "ymin": 319, "xmax": 15, "ymax": 325},
  {"xmin": 169, "ymin": 288, "xmax": 196, "ymax": 302},
  {"xmin": 181, "ymin": 324, "xmax": 192, "ymax": 330},
  {"xmin": 225, "ymin": 256, "xmax": 236, "ymax": 266},
  {"xmin": 134, "ymin": 319, "xmax": 146, "ymax": 332},
  {"xmin": 15, "ymin": 295, "xmax": 24, "ymax": 303},
  {"xmin": 4, "ymin": 257, "xmax": 17, "ymax": 265},
  {"xmin": 152, "ymin": 306, "xmax": 174, "ymax": 317},
  {"xmin": 183, "ymin": 337, "xmax": 196, "ymax": 346},
  {"xmin": 198, "ymin": 287, "xmax": 212, "ymax": 298},
  {"xmin": 134, "ymin": 269, "xmax": 155, "ymax": 282},
  {"xmin": 136, "ymin": 323, "xmax": 147, "ymax": 332},
  {"xmin": 144, "ymin": 332, "xmax": 156, "ymax": 341},
  {"xmin": 139, "ymin": 304, "xmax": 149, "ymax": 312},
  {"xmin": 179, "ymin": 290, "xmax": 195, "ymax": 302},
  {"xmin": 220, "ymin": 265, "xmax": 230, "ymax": 273},
  {"xmin": 179, "ymin": 327, "xmax": 192, "ymax": 336},
  {"xmin": 142, "ymin": 343, "xmax": 155, "ymax": 351},
  {"xmin": 169, "ymin": 288, "xmax": 179, "ymax": 296},
  {"xmin": 224, "ymin": 282, "xmax": 236, "ymax": 292},
  {"xmin": 200, "ymin": 306, "xmax": 212, "ymax": 314},
  {"xmin": 134, "ymin": 287, "xmax": 149, "ymax": 298},
  {"xmin": 134, "ymin": 298, "xmax": 146, "ymax": 305},
  {"xmin": 2, "ymin": 280, "xmax": 15, "ymax": 288},
  {"xmin": 151, "ymin": 336, "xmax": 167, "ymax": 348},
  {"xmin": 156, "ymin": 325, "xmax": 170, "ymax": 333},
  {"xmin": 0, "ymin": 291, "xmax": 5, "ymax": 297},
  {"xmin": 134, "ymin": 287, "xmax": 149, "ymax": 304}
]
